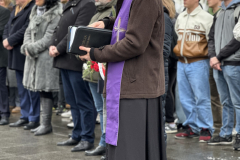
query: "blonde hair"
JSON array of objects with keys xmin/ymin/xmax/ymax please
[
  {"xmin": 162, "ymin": 0, "xmax": 176, "ymax": 19},
  {"xmin": 1, "ymin": 0, "xmax": 12, "ymax": 8},
  {"xmin": 15, "ymin": 0, "xmax": 32, "ymax": 16}
]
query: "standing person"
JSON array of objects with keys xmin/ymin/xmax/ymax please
[
  {"xmin": 20, "ymin": 0, "xmax": 62, "ymax": 136},
  {"xmin": 82, "ymin": 0, "xmax": 117, "ymax": 157},
  {"xmin": 207, "ymin": 0, "xmax": 223, "ymax": 134},
  {"xmin": 49, "ymin": 0, "xmax": 96, "ymax": 152},
  {"xmin": 0, "ymin": 6, "xmax": 10, "ymax": 125},
  {"xmin": 173, "ymin": 0, "xmax": 214, "ymax": 142},
  {"xmin": 0, "ymin": 0, "xmax": 20, "ymax": 114},
  {"xmin": 162, "ymin": 0, "xmax": 178, "ymax": 134},
  {"xmin": 208, "ymin": 0, "xmax": 240, "ymax": 151},
  {"xmin": 79, "ymin": 0, "xmax": 166, "ymax": 159},
  {"xmin": 3, "ymin": 0, "xmax": 40, "ymax": 130}
]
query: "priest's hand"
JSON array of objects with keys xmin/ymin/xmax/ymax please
[
  {"xmin": 88, "ymin": 21, "xmax": 105, "ymax": 29},
  {"xmin": 49, "ymin": 46, "xmax": 60, "ymax": 57},
  {"xmin": 3, "ymin": 39, "xmax": 13, "ymax": 50},
  {"xmin": 79, "ymin": 46, "xmax": 91, "ymax": 61}
]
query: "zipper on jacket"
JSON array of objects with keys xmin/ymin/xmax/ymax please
[
  {"xmin": 219, "ymin": 11, "xmax": 226, "ymax": 61},
  {"xmin": 180, "ymin": 14, "xmax": 190, "ymax": 64}
]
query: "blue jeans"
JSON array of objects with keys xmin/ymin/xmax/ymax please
[
  {"xmin": 213, "ymin": 66, "xmax": 240, "ymax": 137},
  {"xmin": 61, "ymin": 69, "xmax": 95, "ymax": 143},
  {"xmin": 89, "ymin": 82, "xmax": 106, "ymax": 147},
  {"xmin": 15, "ymin": 70, "xmax": 40, "ymax": 122},
  {"xmin": 177, "ymin": 60, "xmax": 214, "ymax": 134},
  {"xmin": 175, "ymin": 82, "xmax": 186, "ymax": 124}
]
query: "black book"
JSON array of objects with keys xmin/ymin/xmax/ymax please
[{"xmin": 67, "ymin": 26, "xmax": 112, "ymax": 56}]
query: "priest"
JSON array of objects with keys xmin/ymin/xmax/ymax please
[{"xmin": 79, "ymin": 0, "xmax": 166, "ymax": 159}]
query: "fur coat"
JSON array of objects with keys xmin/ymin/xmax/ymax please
[{"xmin": 21, "ymin": 3, "xmax": 62, "ymax": 92}]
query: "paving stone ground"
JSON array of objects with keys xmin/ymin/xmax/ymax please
[{"xmin": 0, "ymin": 113, "xmax": 239, "ymax": 160}]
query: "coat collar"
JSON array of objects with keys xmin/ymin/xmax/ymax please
[
  {"xmin": 182, "ymin": 5, "xmax": 202, "ymax": 17},
  {"xmin": 63, "ymin": 0, "xmax": 81, "ymax": 12}
]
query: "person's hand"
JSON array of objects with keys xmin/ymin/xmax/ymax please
[
  {"xmin": 25, "ymin": 49, "xmax": 29, "ymax": 56},
  {"xmin": 210, "ymin": 57, "xmax": 220, "ymax": 68},
  {"xmin": 6, "ymin": 46, "xmax": 13, "ymax": 50},
  {"xmin": 3, "ymin": 39, "xmax": 13, "ymax": 49},
  {"xmin": 88, "ymin": 21, "xmax": 105, "ymax": 29},
  {"xmin": 49, "ymin": 46, "xmax": 60, "ymax": 57},
  {"xmin": 213, "ymin": 63, "xmax": 222, "ymax": 71},
  {"xmin": 79, "ymin": 46, "xmax": 91, "ymax": 61}
]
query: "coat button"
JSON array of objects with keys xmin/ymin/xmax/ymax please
[
  {"xmin": 57, "ymin": 26, "xmax": 59, "ymax": 28},
  {"xmin": 55, "ymin": 39, "xmax": 57, "ymax": 41}
]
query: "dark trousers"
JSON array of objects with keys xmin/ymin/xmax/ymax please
[
  {"xmin": 15, "ymin": 70, "xmax": 40, "ymax": 122},
  {"xmin": 61, "ymin": 69, "xmax": 95, "ymax": 143},
  {"xmin": 58, "ymin": 72, "xmax": 66, "ymax": 106},
  {"xmin": 165, "ymin": 59, "xmax": 177, "ymax": 123},
  {"xmin": 0, "ymin": 67, "xmax": 10, "ymax": 117}
]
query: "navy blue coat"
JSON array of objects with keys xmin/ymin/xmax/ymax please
[{"xmin": 3, "ymin": 1, "xmax": 35, "ymax": 71}]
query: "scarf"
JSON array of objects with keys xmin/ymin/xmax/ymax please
[{"xmin": 37, "ymin": 5, "xmax": 46, "ymax": 16}]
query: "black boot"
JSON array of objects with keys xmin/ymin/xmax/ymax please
[
  {"xmin": 85, "ymin": 146, "xmax": 106, "ymax": 156},
  {"xmin": 35, "ymin": 98, "xmax": 53, "ymax": 136},
  {"xmin": 0, "ymin": 116, "xmax": 9, "ymax": 125},
  {"xmin": 9, "ymin": 119, "xmax": 28, "ymax": 127}
]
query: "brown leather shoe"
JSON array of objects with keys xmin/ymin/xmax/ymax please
[{"xmin": 11, "ymin": 106, "xmax": 21, "ymax": 113}]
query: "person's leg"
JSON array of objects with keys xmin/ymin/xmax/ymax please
[
  {"xmin": 177, "ymin": 61, "xmax": 199, "ymax": 134},
  {"xmin": 15, "ymin": 70, "xmax": 30, "ymax": 121},
  {"xmin": 9, "ymin": 87, "xmax": 15, "ymax": 107},
  {"xmin": 186, "ymin": 60, "xmax": 214, "ymax": 135},
  {"xmin": 209, "ymin": 68, "xmax": 222, "ymax": 133},
  {"xmin": 89, "ymin": 82, "xmax": 105, "ymax": 147},
  {"xmin": 15, "ymin": 87, "xmax": 20, "ymax": 107},
  {"xmin": 28, "ymin": 90, "xmax": 40, "ymax": 123},
  {"xmin": 175, "ymin": 82, "xmax": 186, "ymax": 125},
  {"xmin": 68, "ymin": 71, "xmax": 95, "ymax": 144},
  {"xmin": 213, "ymin": 68, "xmax": 234, "ymax": 138},
  {"xmin": 34, "ymin": 92, "xmax": 53, "ymax": 136},
  {"xmin": 222, "ymin": 66, "xmax": 240, "ymax": 136},
  {"xmin": 61, "ymin": 69, "xmax": 82, "ymax": 141},
  {"xmin": 0, "ymin": 67, "xmax": 10, "ymax": 119},
  {"xmin": 56, "ymin": 72, "xmax": 66, "ymax": 115}
]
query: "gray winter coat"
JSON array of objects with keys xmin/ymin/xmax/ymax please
[{"xmin": 21, "ymin": 3, "xmax": 62, "ymax": 92}]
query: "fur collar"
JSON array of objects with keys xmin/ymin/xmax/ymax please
[{"xmin": 29, "ymin": 2, "xmax": 62, "ymax": 20}]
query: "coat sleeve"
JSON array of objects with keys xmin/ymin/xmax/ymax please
[
  {"xmin": 7, "ymin": 11, "xmax": 31, "ymax": 46},
  {"xmin": 92, "ymin": 0, "xmax": 159, "ymax": 63},
  {"xmin": 56, "ymin": 1, "xmax": 96, "ymax": 55},
  {"xmin": 20, "ymin": 25, "xmax": 31, "ymax": 55},
  {"xmin": 163, "ymin": 13, "xmax": 173, "ymax": 58},
  {"xmin": 208, "ymin": 16, "xmax": 217, "ymax": 58},
  {"xmin": 0, "ymin": 9, "xmax": 10, "ymax": 37},
  {"xmin": 23, "ymin": 16, "xmax": 61, "ymax": 58}
]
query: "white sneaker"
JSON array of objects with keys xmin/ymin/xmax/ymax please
[
  {"xmin": 69, "ymin": 116, "xmax": 73, "ymax": 121},
  {"xmin": 67, "ymin": 122, "xmax": 74, "ymax": 128},
  {"xmin": 61, "ymin": 111, "xmax": 71, "ymax": 118},
  {"xmin": 233, "ymin": 128, "xmax": 237, "ymax": 136},
  {"xmin": 165, "ymin": 123, "xmax": 178, "ymax": 134}
]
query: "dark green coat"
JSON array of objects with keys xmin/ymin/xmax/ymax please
[{"xmin": 0, "ymin": 6, "xmax": 10, "ymax": 68}]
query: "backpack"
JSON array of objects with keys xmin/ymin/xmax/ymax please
[{"xmin": 215, "ymin": 4, "xmax": 240, "ymax": 24}]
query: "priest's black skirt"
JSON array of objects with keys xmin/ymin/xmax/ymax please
[{"xmin": 106, "ymin": 96, "xmax": 167, "ymax": 160}]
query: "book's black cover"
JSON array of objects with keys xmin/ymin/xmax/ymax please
[{"xmin": 67, "ymin": 26, "xmax": 112, "ymax": 56}]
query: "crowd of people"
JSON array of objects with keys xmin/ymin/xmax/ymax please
[{"xmin": 0, "ymin": 0, "xmax": 240, "ymax": 159}]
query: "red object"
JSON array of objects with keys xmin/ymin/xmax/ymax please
[
  {"xmin": 199, "ymin": 129, "xmax": 211, "ymax": 143},
  {"xmin": 175, "ymin": 127, "xmax": 199, "ymax": 139},
  {"xmin": 91, "ymin": 61, "xmax": 99, "ymax": 72}
]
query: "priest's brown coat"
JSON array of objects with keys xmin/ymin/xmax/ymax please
[{"xmin": 94, "ymin": 0, "xmax": 165, "ymax": 99}]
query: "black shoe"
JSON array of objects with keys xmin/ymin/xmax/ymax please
[
  {"xmin": 101, "ymin": 155, "xmax": 106, "ymax": 160},
  {"xmin": 233, "ymin": 134, "xmax": 240, "ymax": 151},
  {"xmin": 9, "ymin": 119, "xmax": 29, "ymax": 127},
  {"xmin": 23, "ymin": 122, "xmax": 40, "ymax": 130},
  {"xmin": 85, "ymin": 146, "xmax": 106, "ymax": 156},
  {"xmin": 208, "ymin": 135, "xmax": 233, "ymax": 145},
  {"xmin": 57, "ymin": 138, "xmax": 79, "ymax": 146},
  {"xmin": 56, "ymin": 105, "xmax": 65, "ymax": 116},
  {"xmin": 71, "ymin": 141, "xmax": 94, "ymax": 152},
  {"xmin": 0, "ymin": 116, "xmax": 9, "ymax": 125}
]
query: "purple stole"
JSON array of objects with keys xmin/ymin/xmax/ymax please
[{"xmin": 105, "ymin": 0, "xmax": 133, "ymax": 146}]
